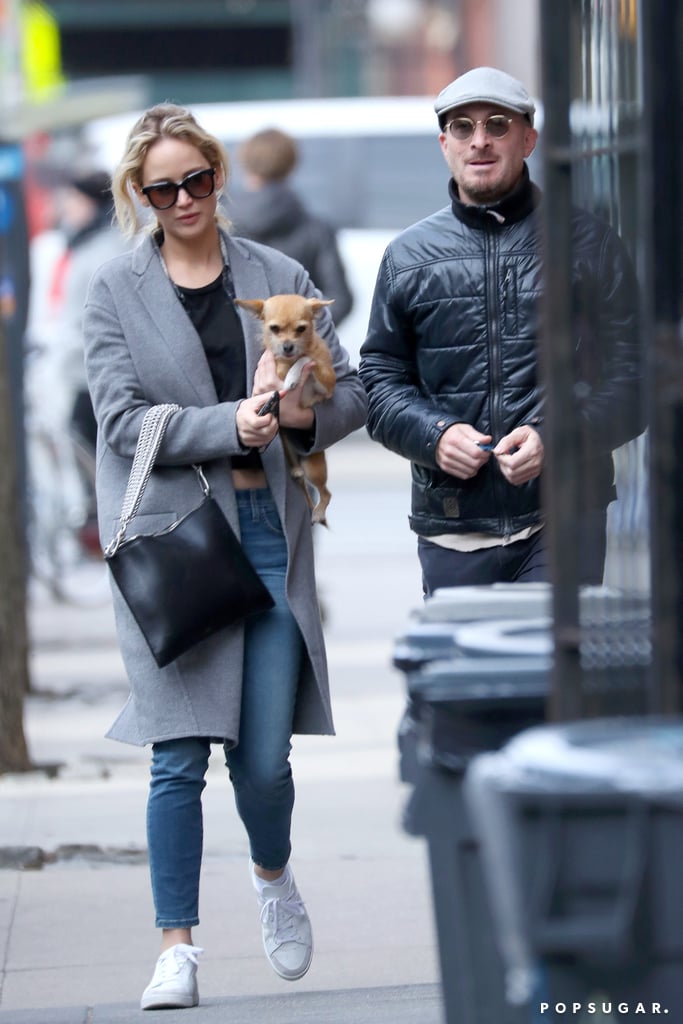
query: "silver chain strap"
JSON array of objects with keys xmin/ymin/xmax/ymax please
[{"xmin": 104, "ymin": 404, "xmax": 181, "ymax": 557}]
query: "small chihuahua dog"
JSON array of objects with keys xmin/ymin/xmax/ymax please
[{"xmin": 235, "ymin": 294, "xmax": 336, "ymax": 525}]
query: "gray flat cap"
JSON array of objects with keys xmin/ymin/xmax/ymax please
[{"xmin": 435, "ymin": 66, "xmax": 535, "ymax": 127}]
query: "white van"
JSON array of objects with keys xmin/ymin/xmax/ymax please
[{"xmin": 82, "ymin": 96, "xmax": 449, "ymax": 364}]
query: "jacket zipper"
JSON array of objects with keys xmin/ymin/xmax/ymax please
[{"xmin": 486, "ymin": 231, "xmax": 513, "ymax": 537}]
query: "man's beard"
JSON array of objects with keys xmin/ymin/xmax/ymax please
[{"xmin": 461, "ymin": 180, "xmax": 504, "ymax": 205}]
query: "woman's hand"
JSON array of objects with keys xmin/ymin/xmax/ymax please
[
  {"xmin": 252, "ymin": 350, "xmax": 315, "ymax": 431},
  {"xmin": 235, "ymin": 393, "xmax": 281, "ymax": 450},
  {"xmin": 278, "ymin": 364, "xmax": 315, "ymax": 430},
  {"xmin": 252, "ymin": 349, "xmax": 281, "ymax": 395}
]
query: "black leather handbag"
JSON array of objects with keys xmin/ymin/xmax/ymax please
[{"xmin": 104, "ymin": 404, "xmax": 274, "ymax": 668}]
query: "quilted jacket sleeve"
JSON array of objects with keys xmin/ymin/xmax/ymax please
[{"xmin": 359, "ymin": 248, "xmax": 456, "ymax": 470}]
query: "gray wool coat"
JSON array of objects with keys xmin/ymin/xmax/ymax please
[{"xmin": 82, "ymin": 229, "xmax": 368, "ymax": 747}]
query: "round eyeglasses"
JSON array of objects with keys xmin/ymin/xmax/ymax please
[
  {"xmin": 446, "ymin": 115, "xmax": 513, "ymax": 142},
  {"xmin": 141, "ymin": 167, "xmax": 216, "ymax": 210}
]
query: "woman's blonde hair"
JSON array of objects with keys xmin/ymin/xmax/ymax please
[{"xmin": 112, "ymin": 103, "xmax": 231, "ymax": 238}]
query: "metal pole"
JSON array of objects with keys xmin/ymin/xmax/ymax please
[
  {"xmin": 539, "ymin": 0, "xmax": 583, "ymax": 721},
  {"xmin": 643, "ymin": 0, "xmax": 683, "ymax": 713}
]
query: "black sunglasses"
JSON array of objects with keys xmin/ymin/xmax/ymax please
[{"xmin": 141, "ymin": 167, "xmax": 216, "ymax": 210}]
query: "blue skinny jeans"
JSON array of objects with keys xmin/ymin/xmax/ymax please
[{"xmin": 146, "ymin": 488, "xmax": 305, "ymax": 929}]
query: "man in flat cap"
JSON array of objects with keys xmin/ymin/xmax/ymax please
[{"xmin": 359, "ymin": 67, "xmax": 643, "ymax": 593}]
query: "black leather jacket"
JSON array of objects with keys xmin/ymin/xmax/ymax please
[{"xmin": 359, "ymin": 167, "xmax": 643, "ymax": 537}]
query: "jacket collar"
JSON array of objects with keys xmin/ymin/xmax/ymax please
[{"xmin": 449, "ymin": 163, "xmax": 540, "ymax": 228}]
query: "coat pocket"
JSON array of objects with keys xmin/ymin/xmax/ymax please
[{"xmin": 501, "ymin": 262, "xmax": 519, "ymax": 338}]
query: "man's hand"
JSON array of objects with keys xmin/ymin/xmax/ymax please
[
  {"xmin": 435, "ymin": 422, "xmax": 544, "ymax": 484},
  {"xmin": 436, "ymin": 423, "xmax": 493, "ymax": 479},
  {"xmin": 493, "ymin": 425, "xmax": 544, "ymax": 485}
]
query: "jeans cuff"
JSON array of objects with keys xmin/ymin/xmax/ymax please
[{"xmin": 155, "ymin": 915, "xmax": 200, "ymax": 929}]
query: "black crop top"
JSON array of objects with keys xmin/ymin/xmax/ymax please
[{"xmin": 177, "ymin": 272, "xmax": 262, "ymax": 470}]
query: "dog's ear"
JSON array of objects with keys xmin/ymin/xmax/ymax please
[
  {"xmin": 307, "ymin": 298, "xmax": 335, "ymax": 319},
  {"xmin": 234, "ymin": 298, "xmax": 265, "ymax": 319}
]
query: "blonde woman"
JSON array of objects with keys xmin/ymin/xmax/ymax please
[{"xmin": 83, "ymin": 104, "xmax": 367, "ymax": 1010}]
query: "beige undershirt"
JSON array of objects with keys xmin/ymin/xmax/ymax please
[{"xmin": 424, "ymin": 522, "xmax": 544, "ymax": 552}]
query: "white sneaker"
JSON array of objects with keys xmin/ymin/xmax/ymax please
[
  {"xmin": 140, "ymin": 943, "xmax": 203, "ymax": 1010},
  {"xmin": 251, "ymin": 862, "xmax": 313, "ymax": 981}
]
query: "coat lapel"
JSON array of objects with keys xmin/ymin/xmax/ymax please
[
  {"xmin": 130, "ymin": 232, "xmax": 274, "ymax": 406},
  {"xmin": 225, "ymin": 233, "xmax": 273, "ymax": 386},
  {"xmin": 131, "ymin": 236, "xmax": 218, "ymax": 405}
]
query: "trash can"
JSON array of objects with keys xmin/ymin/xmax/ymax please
[
  {"xmin": 393, "ymin": 583, "xmax": 553, "ymax": 1024},
  {"xmin": 416, "ymin": 582, "xmax": 552, "ymax": 625},
  {"xmin": 464, "ymin": 717, "xmax": 683, "ymax": 1022},
  {"xmin": 394, "ymin": 583, "xmax": 551, "ymax": 785}
]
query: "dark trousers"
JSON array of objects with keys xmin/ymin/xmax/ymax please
[{"xmin": 417, "ymin": 515, "xmax": 606, "ymax": 598}]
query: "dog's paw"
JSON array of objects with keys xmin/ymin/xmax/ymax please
[
  {"xmin": 283, "ymin": 356, "xmax": 311, "ymax": 391},
  {"xmin": 311, "ymin": 499, "xmax": 330, "ymax": 526}
]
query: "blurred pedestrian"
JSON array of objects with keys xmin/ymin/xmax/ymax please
[
  {"xmin": 232, "ymin": 128, "xmax": 353, "ymax": 325},
  {"xmin": 359, "ymin": 66, "xmax": 644, "ymax": 595},
  {"xmin": 24, "ymin": 170, "xmax": 127, "ymax": 550},
  {"xmin": 60, "ymin": 171, "xmax": 129, "ymax": 446},
  {"xmin": 28, "ymin": 172, "xmax": 127, "ymax": 444},
  {"xmin": 82, "ymin": 103, "xmax": 366, "ymax": 1010}
]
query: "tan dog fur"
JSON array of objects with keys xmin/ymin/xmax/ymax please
[{"xmin": 235, "ymin": 294, "xmax": 336, "ymax": 524}]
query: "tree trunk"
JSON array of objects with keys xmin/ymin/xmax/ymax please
[{"xmin": 0, "ymin": 315, "xmax": 32, "ymax": 772}]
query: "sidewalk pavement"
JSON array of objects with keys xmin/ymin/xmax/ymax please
[
  {"xmin": 0, "ymin": 434, "xmax": 443, "ymax": 1022},
  {"xmin": 0, "ymin": 985, "xmax": 443, "ymax": 1024}
]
